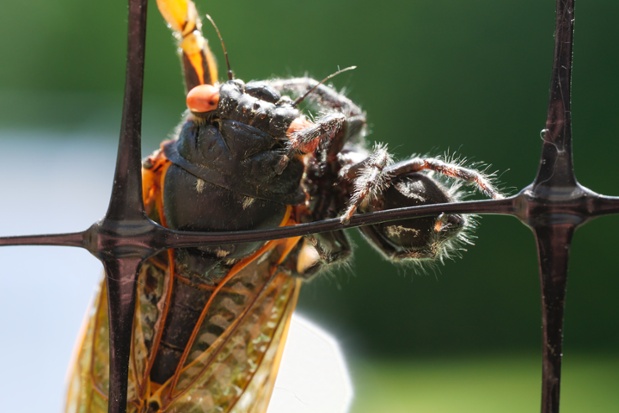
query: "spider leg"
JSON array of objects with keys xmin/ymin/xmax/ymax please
[
  {"xmin": 276, "ymin": 112, "xmax": 347, "ymax": 173},
  {"xmin": 340, "ymin": 144, "xmax": 393, "ymax": 223},
  {"xmin": 278, "ymin": 230, "xmax": 352, "ymax": 280},
  {"xmin": 340, "ymin": 151, "xmax": 503, "ymax": 224},
  {"xmin": 268, "ymin": 77, "xmax": 367, "ymax": 157},
  {"xmin": 385, "ymin": 157, "xmax": 503, "ymax": 200},
  {"xmin": 268, "ymin": 77, "xmax": 364, "ymax": 117}
]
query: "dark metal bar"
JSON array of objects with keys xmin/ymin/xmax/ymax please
[
  {"xmin": 0, "ymin": 232, "xmax": 84, "ymax": 247},
  {"xmin": 106, "ymin": 0, "xmax": 149, "ymax": 223},
  {"xmin": 530, "ymin": 1, "xmax": 576, "ymax": 412},
  {"xmin": 534, "ymin": 225, "xmax": 573, "ymax": 413},
  {"xmin": 103, "ymin": 257, "xmax": 142, "ymax": 413},
  {"xmin": 535, "ymin": 0, "xmax": 576, "ymax": 190},
  {"xmin": 103, "ymin": 0, "xmax": 149, "ymax": 412},
  {"xmin": 161, "ymin": 197, "xmax": 517, "ymax": 248},
  {"xmin": 0, "ymin": 198, "xmax": 516, "ymax": 250}
]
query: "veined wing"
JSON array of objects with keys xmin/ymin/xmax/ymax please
[{"xmin": 65, "ymin": 237, "xmax": 302, "ymax": 413}]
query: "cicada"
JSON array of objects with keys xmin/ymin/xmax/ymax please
[{"xmin": 64, "ymin": 0, "xmax": 501, "ymax": 412}]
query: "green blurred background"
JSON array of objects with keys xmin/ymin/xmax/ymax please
[{"xmin": 1, "ymin": 0, "xmax": 618, "ymax": 411}]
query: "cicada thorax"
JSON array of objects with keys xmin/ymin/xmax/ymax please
[{"xmin": 162, "ymin": 79, "xmax": 306, "ymax": 251}]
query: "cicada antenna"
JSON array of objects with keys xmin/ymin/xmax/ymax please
[
  {"xmin": 205, "ymin": 14, "xmax": 233, "ymax": 80},
  {"xmin": 292, "ymin": 65, "xmax": 357, "ymax": 107}
]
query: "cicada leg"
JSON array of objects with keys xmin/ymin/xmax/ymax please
[{"xmin": 156, "ymin": 0, "xmax": 218, "ymax": 90}]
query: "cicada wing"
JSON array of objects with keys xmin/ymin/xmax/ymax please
[
  {"xmin": 151, "ymin": 249, "xmax": 301, "ymax": 412},
  {"xmin": 233, "ymin": 275, "xmax": 298, "ymax": 413},
  {"xmin": 156, "ymin": 0, "xmax": 219, "ymax": 90},
  {"xmin": 64, "ymin": 280, "xmax": 110, "ymax": 413},
  {"xmin": 64, "ymin": 273, "xmax": 156, "ymax": 413}
]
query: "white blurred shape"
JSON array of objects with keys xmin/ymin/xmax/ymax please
[{"xmin": 268, "ymin": 314, "xmax": 353, "ymax": 413}]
